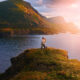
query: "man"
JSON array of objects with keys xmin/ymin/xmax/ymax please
[{"xmin": 41, "ymin": 37, "xmax": 46, "ymax": 49}]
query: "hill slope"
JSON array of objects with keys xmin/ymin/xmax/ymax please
[
  {"xmin": 0, "ymin": 0, "xmax": 55, "ymax": 35},
  {"xmin": 0, "ymin": 0, "xmax": 79, "ymax": 35},
  {"xmin": 48, "ymin": 16, "xmax": 66, "ymax": 24},
  {"xmin": 0, "ymin": 48, "xmax": 80, "ymax": 80},
  {"xmin": 0, "ymin": 0, "xmax": 47, "ymax": 28},
  {"xmin": 48, "ymin": 16, "xmax": 79, "ymax": 33}
]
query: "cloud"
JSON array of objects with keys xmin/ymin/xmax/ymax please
[
  {"xmin": 43, "ymin": 0, "xmax": 76, "ymax": 5},
  {"xmin": 25, "ymin": 0, "xmax": 79, "ymax": 8},
  {"xmin": 25, "ymin": 0, "xmax": 43, "ymax": 7},
  {"xmin": 25, "ymin": 0, "xmax": 80, "ymax": 27},
  {"xmin": 0, "ymin": 0, "xmax": 6, "ymax": 2},
  {"xmin": 42, "ymin": 0, "xmax": 79, "ymax": 8},
  {"xmin": 36, "ymin": 0, "xmax": 43, "ymax": 6}
]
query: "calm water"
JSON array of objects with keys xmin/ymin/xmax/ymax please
[{"xmin": 0, "ymin": 33, "xmax": 80, "ymax": 73}]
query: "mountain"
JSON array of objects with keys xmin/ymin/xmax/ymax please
[
  {"xmin": 1, "ymin": 48, "xmax": 80, "ymax": 80},
  {"xmin": 48, "ymin": 16, "xmax": 66, "ymax": 24},
  {"xmin": 48, "ymin": 16, "xmax": 79, "ymax": 33},
  {"xmin": 0, "ymin": 0, "xmax": 46, "ymax": 28},
  {"xmin": 0, "ymin": 0, "xmax": 79, "ymax": 36},
  {"xmin": 0, "ymin": 0, "xmax": 55, "ymax": 35}
]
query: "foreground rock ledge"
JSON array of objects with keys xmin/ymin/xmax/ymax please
[{"xmin": 0, "ymin": 48, "xmax": 80, "ymax": 80}]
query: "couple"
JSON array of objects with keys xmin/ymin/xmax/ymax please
[{"xmin": 41, "ymin": 37, "xmax": 47, "ymax": 49}]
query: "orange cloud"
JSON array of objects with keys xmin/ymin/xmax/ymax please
[{"xmin": 43, "ymin": 0, "xmax": 78, "ymax": 8}]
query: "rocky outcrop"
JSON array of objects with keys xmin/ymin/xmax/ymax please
[{"xmin": 0, "ymin": 48, "xmax": 80, "ymax": 80}]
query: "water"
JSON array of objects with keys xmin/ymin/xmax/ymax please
[{"xmin": 0, "ymin": 33, "xmax": 80, "ymax": 73}]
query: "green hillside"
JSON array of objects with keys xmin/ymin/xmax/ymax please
[
  {"xmin": 0, "ymin": 0, "xmax": 47, "ymax": 28},
  {"xmin": 0, "ymin": 0, "xmax": 79, "ymax": 35},
  {"xmin": 0, "ymin": 0, "xmax": 54, "ymax": 35},
  {"xmin": 0, "ymin": 48, "xmax": 80, "ymax": 80}
]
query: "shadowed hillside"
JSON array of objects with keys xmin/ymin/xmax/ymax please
[
  {"xmin": 48, "ymin": 16, "xmax": 66, "ymax": 24},
  {"xmin": 48, "ymin": 16, "xmax": 80, "ymax": 33},
  {"xmin": 0, "ymin": 0, "xmax": 47, "ymax": 28},
  {"xmin": 0, "ymin": 0, "xmax": 55, "ymax": 35},
  {"xmin": 0, "ymin": 48, "xmax": 80, "ymax": 80},
  {"xmin": 0, "ymin": 0, "xmax": 79, "ymax": 36}
]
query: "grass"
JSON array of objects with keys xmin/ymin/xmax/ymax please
[
  {"xmin": 0, "ymin": 0, "xmax": 79, "ymax": 35},
  {"xmin": 1, "ymin": 48, "xmax": 80, "ymax": 80}
]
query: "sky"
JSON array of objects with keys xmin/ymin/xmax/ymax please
[
  {"xmin": 24, "ymin": 0, "xmax": 80, "ymax": 28},
  {"xmin": 0, "ymin": 0, "xmax": 80, "ymax": 28}
]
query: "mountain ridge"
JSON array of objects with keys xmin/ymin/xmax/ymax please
[
  {"xmin": 0, "ymin": 0, "xmax": 79, "ymax": 36},
  {"xmin": 48, "ymin": 16, "xmax": 66, "ymax": 24}
]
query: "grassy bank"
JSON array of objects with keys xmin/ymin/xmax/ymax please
[{"xmin": 0, "ymin": 48, "xmax": 80, "ymax": 80}]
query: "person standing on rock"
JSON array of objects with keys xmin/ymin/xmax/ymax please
[{"xmin": 41, "ymin": 37, "xmax": 46, "ymax": 49}]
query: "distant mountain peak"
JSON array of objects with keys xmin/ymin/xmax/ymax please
[
  {"xmin": 48, "ymin": 16, "xmax": 66, "ymax": 24},
  {"xmin": 0, "ymin": 0, "xmax": 79, "ymax": 35}
]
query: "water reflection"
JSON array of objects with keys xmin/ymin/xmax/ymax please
[
  {"xmin": 0, "ymin": 33, "xmax": 80, "ymax": 73},
  {"xmin": 0, "ymin": 35, "xmax": 41, "ymax": 73}
]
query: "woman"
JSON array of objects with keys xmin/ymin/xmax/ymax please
[{"xmin": 41, "ymin": 37, "xmax": 46, "ymax": 49}]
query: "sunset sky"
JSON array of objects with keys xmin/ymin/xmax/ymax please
[
  {"xmin": 1, "ymin": 0, "xmax": 80, "ymax": 28},
  {"xmin": 24, "ymin": 0, "xmax": 80, "ymax": 28}
]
